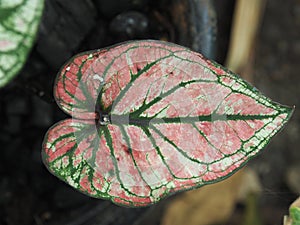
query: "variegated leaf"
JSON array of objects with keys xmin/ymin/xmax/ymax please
[
  {"xmin": 43, "ymin": 40, "xmax": 293, "ymax": 207},
  {"xmin": 0, "ymin": 0, "xmax": 44, "ymax": 87}
]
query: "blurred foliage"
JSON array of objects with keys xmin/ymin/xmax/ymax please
[{"xmin": 0, "ymin": 0, "xmax": 44, "ymax": 87}]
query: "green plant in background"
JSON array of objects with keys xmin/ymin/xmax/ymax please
[
  {"xmin": 0, "ymin": 0, "xmax": 44, "ymax": 87},
  {"xmin": 285, "ymin": 197, "xmax": 300, "ymax": 225},
  {"xmin": 290, "ymin": 207, "xmax": 300, "ymax": 225}
]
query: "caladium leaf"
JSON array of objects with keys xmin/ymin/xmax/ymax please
[
  {"xmin": 42, "ymin": 40, "xmax": 293, "ymax": 207},
  {"xmin": 0, "ymin": 0, "xmax": 44, "ymax": 87}
]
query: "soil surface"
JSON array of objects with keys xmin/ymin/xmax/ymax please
[{"xmin": 0, "ymin": 0, "xmax": 299, "ymax": 225}]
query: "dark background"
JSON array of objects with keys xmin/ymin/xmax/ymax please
[{"xmin": 0, "ymin": 0, "xmax": 299, "ymax": 224}]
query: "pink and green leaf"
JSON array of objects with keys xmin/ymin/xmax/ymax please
[
  {"xmin": 43, "ymin": 40, "xmax": 293, "ymax": 207},
  {"xmin": 0, "ymin": 0, "xmax": 44, "ymax": 87}
]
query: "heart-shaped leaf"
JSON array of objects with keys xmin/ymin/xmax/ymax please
[
  {"xmin": 42, "ymin": 40, "xmax": 293, "ymax": 207},
  {"xmin": 0, "ymin": 0, "xmax": 44, "ymax": 87}
]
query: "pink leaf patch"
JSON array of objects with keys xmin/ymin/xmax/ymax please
[{"xmin": 42, "ymin": 40, "xmax": 293, "ymax": 207}]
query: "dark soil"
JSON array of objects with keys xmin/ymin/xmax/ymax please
[{"xmin": 0, "ymin": 0, "xmax": 299, "ymax": 225}]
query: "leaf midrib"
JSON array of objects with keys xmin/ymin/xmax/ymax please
[{"xmin": 109, "ymin": 113, "xmax": 279, "ymax": 127}]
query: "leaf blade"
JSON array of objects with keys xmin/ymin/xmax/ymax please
[{"xmin": 45, "ymin": 40, "xmax": 293, "ymax": 207}]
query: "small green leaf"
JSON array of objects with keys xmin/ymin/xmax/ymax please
[
  {"xmin": 285, "ymin": 197, "xmax": 300, "ymax": 225},
  {"xmin": 290, "ymin": 206, "xmax": 300, "ymax": 225},
  {"xmin": 0, "ymin": 0, "xmax": 44, "ymax": 87}
]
